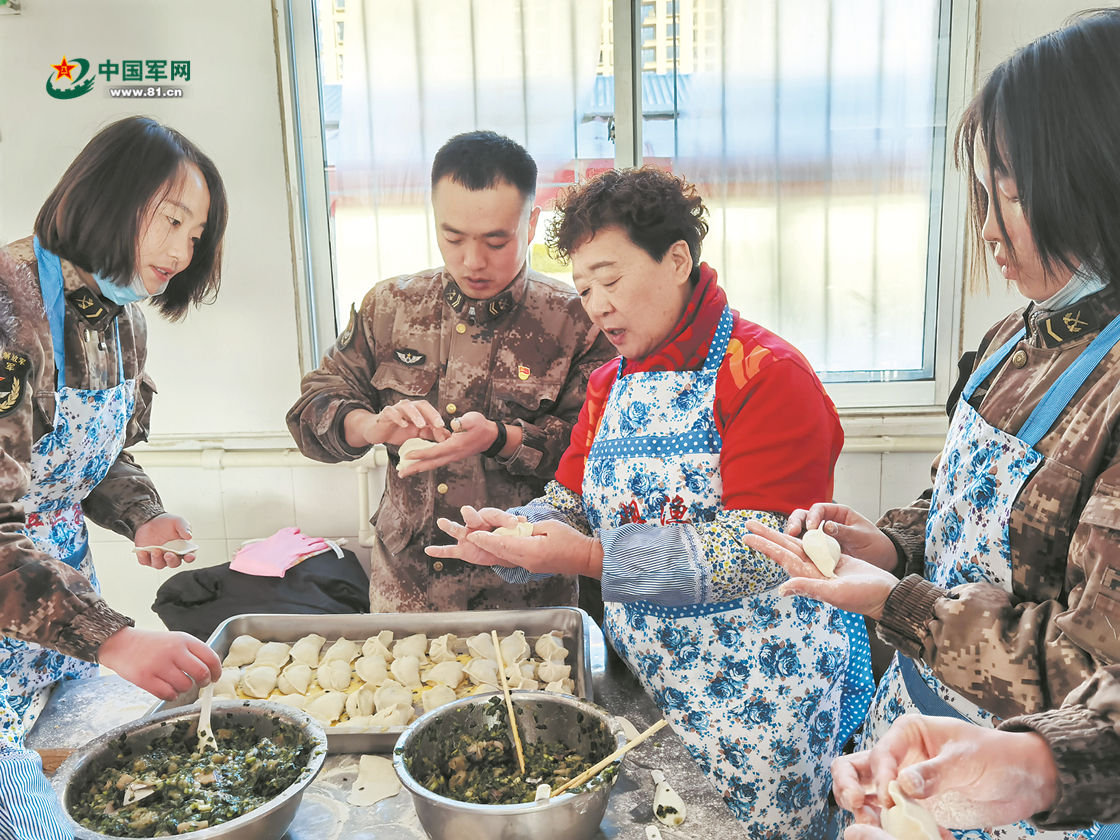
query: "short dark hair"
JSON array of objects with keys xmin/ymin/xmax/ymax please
[
  {"xmin": 546, "ymin": 166, "xmax": 708, "ymax": 273},
  {"xmin": 955, "ymin": 8, "xmax": 1120, "ymax": 292},
  {"xmin": 35, "ymin": 116, "xmax": 228, "ymax": 321},
  {"xmin": 430, "ymin": 131, "xmax": 537, "ymax": 203}
]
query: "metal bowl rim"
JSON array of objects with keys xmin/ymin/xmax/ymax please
[
  {"xmin": 54, "ymin": 699, "xmax": 328, "ymax": 840},
  {"xmin": 392, "ymin": 690, "xmax": 624, "ymax": 815}
]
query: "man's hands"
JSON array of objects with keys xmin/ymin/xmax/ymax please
[
  {"xmin": 99, "ymin": 626, "xmax": 222, "ymax": 701},
  {"xmin": 344, "ymin": 400, "xmax": 451, "ymax": 449},
  {"xmin": 134, "ymin": 513, "xmax": 195, "ymax": 570}
]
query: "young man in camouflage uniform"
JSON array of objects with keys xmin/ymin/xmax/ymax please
[{"xmin": 287, "ymin": 131, "xmax": 616, "ymax": 613}]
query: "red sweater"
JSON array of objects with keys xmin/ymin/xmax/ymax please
[{"xmin": 554, "ymin": 265, "xmax": 843, "ymax": 516}]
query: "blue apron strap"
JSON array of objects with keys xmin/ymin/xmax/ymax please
[
  {"xmin": 961, "ymin": 328, "xmax": 1027, "ymax": 403},
  {"xmin": 701, "ymin": 307, "xmax": 735, "ymax": 372},
  {"xmin": 1017, "ymin": 314, "xmax": 1120, "ymax": 446},
  {"xmin": 31, "ymin": 237, "xmax": 67, "ymax": 391},
  {"xmin": 896, "ymin": 654, "xmax": 971, "ymax": 722},
  {"xmin": 1093, "ymin": 825, "xmax": 1120, "ymax": 839},
  {"xmin": 114, "ymin": 319, "xmax": 125, "ymax": 382}
]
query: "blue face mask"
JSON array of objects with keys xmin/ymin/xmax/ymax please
[{"xmin": 93, "ymin": 271, "xmax": 169, "ymax": 305}]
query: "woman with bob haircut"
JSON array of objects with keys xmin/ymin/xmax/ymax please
[
  {"xmin": 0, "ymin": 116, "xmax": 226, "ymax": 838},
  {"xmin": 430, "ymin": 166, "xmax": 874, "ymax": 838},
  {"xmin": 743, "ymin": 9, "xmax": 1120, "ymax": 839}
]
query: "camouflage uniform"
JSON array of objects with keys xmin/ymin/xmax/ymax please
[
  {"xmin": 876, "ymin": 283, "xmax": 1120, "ymax": 719},
  {"xmin": 287, "ymin": 266, "xmax": 616, "ymax": 612},
  {"xmin": 0, "ymin": 238, "xmax": 165, "ymax": 663},
  {"xmin": 1002, "ymin": 665, "xmax": 1120, "ymax": 829}
]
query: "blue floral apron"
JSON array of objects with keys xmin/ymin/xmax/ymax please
[
  {"xmin": 861, "ymin": 318, "xmax": 1120, "ymax": 840},
  {"xmin": 586, "ymin": 306, "xmax": 873, "ymax": 838},
  {"xmin": 0, "ymin": 240, "xmax": 136, "ymax": 840}
]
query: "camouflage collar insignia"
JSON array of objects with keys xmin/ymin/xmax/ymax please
[
  {"xmin": 338, "ymin": 303, "xmax": 358, "ymax": 350},
  {"xmin": 66, "ymin": 287, "xmax": 119, "ymax": 331},
  {"xmin": 0, "ymin": 350, "xmax": 30, "ymax": 417},
  {"xmin": 1035, "ymin": 300, "xmax": 1101, "ymax": 348},
  {"xmin": 394, "ymin": 348, "xmax": 426, "ymax": 365},
  {"xmin": 442, "ymin": 280, "xmax": 516, "ymax": 326}
]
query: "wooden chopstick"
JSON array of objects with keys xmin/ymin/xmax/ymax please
[
  {"xmin": 492, "ymin": 630, "xmax": 526, "ymax": 775},
  {"xmin": 551, "ymin": 718, "xmax": 668, "ymax": 797}
]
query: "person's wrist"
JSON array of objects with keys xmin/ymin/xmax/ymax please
[{"xmin": 482, "ymin": 420, "xmax": 508, "ymax": 458}]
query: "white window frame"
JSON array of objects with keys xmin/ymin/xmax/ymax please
[{"xmin": 277, "ymin": 0, "xmax": 980, "ymax": 426}]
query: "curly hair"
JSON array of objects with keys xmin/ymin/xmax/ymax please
[{"xmin": 546, "ymin": 167, "xmax": 708, "ymax": 270}]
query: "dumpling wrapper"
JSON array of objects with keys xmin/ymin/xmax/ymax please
[
  {"xmin": 464, "ymin": 658, "xmax": 499, "ymax": 687},
  {"xmin": 241, "ymin": 664, "xmax": 279, "ymax": 699},
  {"xmin": 802, "ymin": 527, "xmax": 841, "ymax": 578},
  {"xmin": 290, "ymin": 634, "xmax": 327, "ymax": 667},
  {"xmin": 223, "ymin": 635, "xmax": 263, "ymax": 667},
  {"xmin": 213, "ymin": 668, "xmax": 240, "ymax": 699},
  {"xmin": 305, "ymin": 690, "xmax": 347, "ymax": 724},
  {"xmin": 466, "ymin": 633, "xmax": 497, "ymax": 661},
  {"xmin": 425, "ymin": 660, "xmax": 464, "ymax": 689},
  {"xmin": 881, "ymin": 781, "xmax": 939, "ymax": 840},
  {"xmin": 421, "ymin": 684, "xmax": 457, "ymax": 714},
  {"xmin": 534, "ymin": 631, "xmax": 568, "ymax": 663},
  {"xmin": 252, "ymin": 641, "xmax": 292, "ymax": 669},
  {"xmin": 348, "ymin": 754, "xmax": 403, "ymax": 806},
  {"xmin": 346, "ymin": 684, "xmax": 377, "ymax": 719},
  {"xmin": 499, "ymin": 630, "xmax": 530, "ymax": 664},
  {"xmin": 392, "ymin": 633, "xmax": 428, "ymax": 664},
  {"xmin": 390, "ymin": 655, "xmax": 423, "ymax": 689},
  {"xmin": 537, "ymin": 661, "xmax": 571, "ymax": 683},
  {"xmin": 428, "ymin": 633, "xmax": 458, "ymax": 663},
  {"xmin": 270, "ymin": 693, "xmax": 308, "ymax": 711},
  {"xmin": 504, "ymin": 663, "xmax": 527, "ymax": 689},
  {"xmin": 318, "ymin": 659, "xmax": 353, "ymax": 692},
  {"xmin": 398, "ymin": 437, "xmax": 438, "ymax": 463},
  {"xmin": 493, "ymin": 521, "xmax": 533, "ymax": 537},
  {"xmin": 374, "ymin": 679, "xmax": 413, "ymax": 712},
  {"xmin": 278, "ymin": 662, "xmax": 314, "ymax": 695},
  {"xmin": 354, "ymin": 655, "xmax": 389, "ymax": 686},
  {"xmin": 323, "ymin": 638, "xmax": 361, "ymax": 664}
]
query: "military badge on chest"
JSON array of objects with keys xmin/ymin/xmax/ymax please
[
  {"xmin": 338, "ymin": 304, "xmax": 358, "ymax": 350},
  {"xmin": 0, "ymin": 350, "xmax": 30, "ymax": 417},
  {"xmin": 394, "ymin": 349, "xmax": 426, "ymax": 365}
]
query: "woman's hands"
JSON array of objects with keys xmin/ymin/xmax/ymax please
[
  {"xmin": 134, "ymin": 513, "xmax": 194, "ymax": 570},
  {"xmin": 786, "ymin": 503, "xmax": 900, "ymax": 572},
  {"xmin": 427, "ymin": 505, "xmax": 604, "ymax": 579},
  {"xmin": 743, "ymin": 519, "xmax": 898, "ymax": 619},
  {"xmin": 99, "ymin": 626, "xmax": 222, "ymax": 701},
  {"xmin": 833, "ymin": 714, "xmax": 1059, "ymax": 833}
]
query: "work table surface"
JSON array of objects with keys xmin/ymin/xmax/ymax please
[{"xmin": 33, "ymin": 638, "xmax": 747, "ymax": 839}]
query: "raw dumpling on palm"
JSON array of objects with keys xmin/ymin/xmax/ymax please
[
  {"xmin": 317, "ymin": 659, "xmax": 353, "ymax": 692},
  {"xmin": 241, "ymin": 664, "xmax": 279, "ymax": 699},
  {"xmin": 428, "ymin": 633, "xmax": 458, "ymax": 663},
  {"xmin": 421, "ymin": 684, "xmax": 457, "ymax": 714},
  {"xmin": 534, "ymin": 631, "xmax": 567, "ymax": 663},
  {"xmin": 354, "ymin": 655, "xmax": 389, "ymax": 686},
  {"xmin": 305, "ymin": 690, "xmax": 347, "ymax": 724},
  {"xmin": 322, "ymin": 638, "xmax": 361, "ymax": 664},
  {"xmin": 252, "ymin": 641, "xmax": 292, "ymax": 669},
  {"xmin": 223, "ymin": 634, "xmax": 263, "ymax": 667},
  {"xmin": 290, "ymin": 633, "xmax": 326, "ymax": 667},
  {"xmin": 425, "ymin": 660, "xmax": 464, "ymax": 689},
  {"xmin": 390, "ymin": 654, "xmax": 423, "ymax": 689},
  {"xmin": 278, "ymin": 662, "xmax": 314, "ymax": 695},
  {"xmin": 346, "ymin": 684, "xmax": 377, "ymax": 719},
  {"xmin": 374, "ymin": 679, "xmax": 414, "ymax": 712},
  {"xmin": 392, "ymin": 633, "xmax": 428, "ymax": 664},
  {"xmin": 466, "ymin": 633, "xmax": 497, "ymax": 661},
  {"xmin": 499, "ymin": 631, "xmax": 530, "ymax": 664}
]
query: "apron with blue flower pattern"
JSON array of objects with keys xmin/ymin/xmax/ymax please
[
  {"xmin": 861, "ymin": 317, "xmax": 1120, "ymax": 840},
  {"xmin": 0, "ymin": 239, "xmax": 136, "ymax": 840},
  {"xmin": 585, "ymin": 306, "xmax": 874, "ymax": 838}
]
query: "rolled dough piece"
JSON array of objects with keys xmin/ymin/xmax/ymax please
[
  {"xmin": 881, "ymin": 780, "xmax": 940, "ymax": 840},
  {"xmin": 398, "ymin": 438, "xmax": 438, "ymax": 462},
  {"xmin": 802, "ymin": 527, "xmax": 840, "ymax": 578},
  {"xmin": 493, "ymin": 521, "xmax": 534, "ymax": 537}
]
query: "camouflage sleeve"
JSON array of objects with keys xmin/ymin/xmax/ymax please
[
  {"xmin": 1000, "ymin": 666, "xmax": 1120, "ymax": 830},
  {"xmin": 287, "ymin": 292, "xmax": 383, "ymax": 463},
  {"xmin": 497, "ymin": 328, "xmax": 616, "ymax": 480},
  {"xmin": 877, "ymin": 486, "xmax": 934, "ymax": 577}
]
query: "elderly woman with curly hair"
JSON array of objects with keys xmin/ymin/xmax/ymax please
[{"xmin": 429, "ymin": 166, "xmax": 873, "ymax": 837}]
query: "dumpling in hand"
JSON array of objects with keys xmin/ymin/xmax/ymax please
[
  {"xmin": 500, "ymin": 631, "xmax": 530, "ymax": 664},
  {"xmin": 322, "ymin": 638, "xmax": 361, "ymax": 664},
  {"xmin": 252, "ymin": 641, "xmax": 292, "ymax": 670},
  {"xmin": 241, "ymin": 664, "xmax": 279, "ymax": 699},
  {"xmin": 534, "ymin": 631, "xmax": 568, "ymax": 663},
  {"xmin": 354, "ymin": 655, "xmax": 389, "ymax": 686},
  {"xmin": 421, "ymin": 684, "xmax": 457, "ymax": 714},
  {"xmin": 374, "ymin": 679, "xmax": 413, "ymax": 712},
  {"xmin": 464, "ymin": 658, "xmax": 499, "ymax": 687},
  {"xmin": 425, "ymin": 660, "xmax": 463, "ymax": 689},
  {"xmin": 392, "ymin": 633, "xmax": 428, "ymax": 664},
  {"xmin": 346, "ymin": 684, "xmax": 377, "ymax": 719},
  {"xmin": 466, "ymin": 633, "xmax": 497, "ymax": 661},
  {"xmin": 213, "ymin": 667, "xmax": 240, "ymax": 699},
  {"xmin": 428, "ymin": 633, "xmax": 458, "ymax": 663},
  {"xmin": 390, "ymin": 655, "xmax": 423, "ymax": 689},
  {"xmin": 363, "ymin": 634, "xmax": 394, "ymax": 661},
  {"xmin": 317, "ymin": 659, "xmax": 353, "ymax": 692},
  {"xmin": 537, "ymin": 661, "xmax": 571, "ymax": 683},
  {"xmin": 305, "ymin": 690, "xmax": 347, "ymax": 724},
  {"xmin": 278, "ymin": 663, "xmax": 314, "ymax": 695},
  {"xmin": 290, "ymin": 634, "xmax": 326, "ymax": 667},
  {"xmin": 223, "ymin": 635, "xmax": 263, "ymax": 667}
]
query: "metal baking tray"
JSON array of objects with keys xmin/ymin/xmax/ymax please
[{"xmin": 149, "ymin": 608, "xmax": 597, "ymax": 754}]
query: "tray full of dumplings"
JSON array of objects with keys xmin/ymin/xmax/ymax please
[{"xmin": 149, "ymin": 608, "xmax": 594, "ymax": 753}]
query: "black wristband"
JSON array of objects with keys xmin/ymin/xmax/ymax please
[{"xmin": 482, "ymin": 421, "xmax": 508, "ymax": 458}]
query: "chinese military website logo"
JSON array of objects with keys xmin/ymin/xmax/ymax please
[{"xmin": 46, "ymin": 56, "xmax": 93, "ymax": 99}]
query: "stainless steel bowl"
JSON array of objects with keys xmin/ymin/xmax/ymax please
[
  {"xmin": 393, "ymin": 691, "xmax": 625, "ymax": 840},
  {"xmin": 52, "ymin": 700, "xmax": 328, "ymax": 840}
]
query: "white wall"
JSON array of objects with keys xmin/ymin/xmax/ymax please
[{"xmin": 0, "ymin": 0, "xmax": 1109, "ymax": 632}]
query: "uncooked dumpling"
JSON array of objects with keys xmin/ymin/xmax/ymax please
[
  {"xmin": 500, "ymin": 631, "xmax": 530, "ymax": 664},
  {"xmin": 545, "ymin": 678, "xmax": 576, "ymax": 694},
  {"xmin": 534, "ymin": 631, "xmax": 567, "ymax": 663},
  {"xmin": 504, "ymin": 663, "xmax": 527, "ymax": 688},
  {"xmin": 323, "ymin": 638, "xmax": 361, "ymax": 664},
  {"xmin": 464, "ymin": 658, "xmax": 499, "ymax": 687},
  {"xmin": 346, "ymin": 684, "xmax": 377, "ymax": 719},
  {"xmin": 318, "ymin": 659, "xmax": 353, "ymax": 692},
  {"xmin": 362, "ymin": 635, "xmax": 394, "ymax": 661},
  {"xmin": 252, "ymin": 641, "xmax": 292, "ymax": 669},
  {"xmin": 537, "ymin": 661, "xmax": 571, "ymax": 683},
  {"xmin": 517, "ymin": 661, "xmax": 537, "ymax": 681},
  {"xmin": 354, "ymin": 655, "xmax": 389, "ymax": 686},
  {"xmin": 422, "ymin": 684, "xmax": 457, "ymax": 714},
  {"xmin": 802, "ymin": 527, "xmax": 841, "ymax": 579},
  {"xmin": 369, "ymin": 705, "xmax": 411, "ymax": 729},
  {"xmin": 241, "ymin": 664, "xmax": 279, "ymax": 699},
  {"xmin": 270, "ymin": 693, "xmax": 308, "ymax": 711},
  {"xmin": 390, "ymin": 655, "xmax": 423, "ymax": 689},
  {"xmin": 428, "ymin": 633, "xmax": 458, "ymax": 663},
  {"xmin": 305, "ymin": 690, "xmax": 347, "ymax": 724},
  {"xmin": 398, "ymin": 437, "xmax": 438, "ymax": 462},
  {"xmin": 290, "ymin": 634, "xmax": 327, "ymax": 667},
  {"xmin": 493, "ymin": 521, "xmax": 533, "ymax": 537},
  {"xmin": 425, "ymin": 660, "xmax": 464, "ymax": 688},
  {"xmin": 881, "ymin": 781, "xmax": 939, "ymax": 840},
  {"xmin": 392, "ymin": 633, "xmax": 428, "ymax": 664},
  {"xmin": 340, "ymin": 715, "xmax": 376, "ymax": 730},
  {"xmin": 278, "ymin": 662, "xmax": 314, "ymax": 695},
  {"xmin": 213, "ymin": 668, "xmax": 240, "ymax": 699},
  {"xmin": 374, "ymin": 679, "xmax": 413, "ymax": 712},
  {"xmin": 466, "ymin": 633, "xmax": 497, "ymax": 661},
  {"xmin": 223, "ymin": 635, "xmax": 263, "ymax": 667}
]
